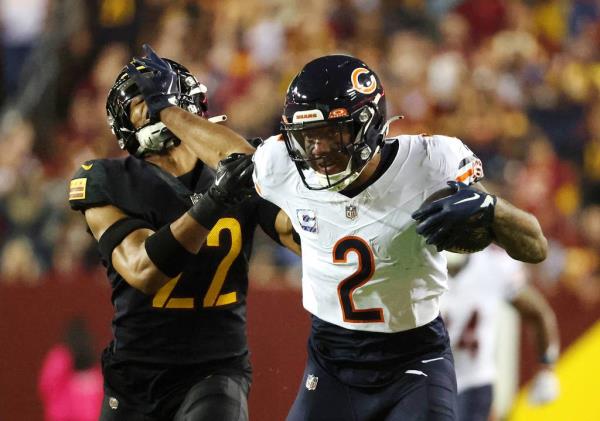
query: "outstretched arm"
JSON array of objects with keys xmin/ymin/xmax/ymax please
[
  {"xmin": 160, "ymin": 106, "xmax": 254, "ymax": 169},
  {"xmin": 511, "ymin": 285, "xmax": 560, "ymax": 404},
  {"xmin": 85, "ymin": 154, "xmax": 254, "ymax": 294},
  {"xmin": 511, "ymin": 285, "xmax": 560, "ymax": 366},
  {"xmin": 85, "ymin": 205, "xmax": 208, "ymax": 294},
  {"xmin": 127, "ymin": 44, "xmax": 254, "ymax": 169}
]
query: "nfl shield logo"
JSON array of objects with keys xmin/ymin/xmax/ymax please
[
  {"xmin": 305, "ymin": 374, "xmax": 319, "ymax": 391},
  {"xmin": 345, "ymin": 205, "xmax": 358, "ymax": 220},
  {"xmin": 190, "ymin": 193, "xmax": 203, "ymax": 205}
]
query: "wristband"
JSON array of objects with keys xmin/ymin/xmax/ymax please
[
  {"xmin": 187, "ymin": 190, "xmax": 226, "ymax": 229},
  {"xmin": 98, "ymin": 218, "xmax": 154, "ymax": 264},
  {"xmin": 144, "ymin": 225, "xmax": 195, "ymax": 278}
]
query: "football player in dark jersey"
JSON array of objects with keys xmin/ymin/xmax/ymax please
[{"xmin": 69, "ymin": 58, "xmax": 299, "ymax": 421}]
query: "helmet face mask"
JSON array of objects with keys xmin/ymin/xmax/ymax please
[
  {"xmin": 281, "ymin": 55, "xmax": 387, "ymax": 191},
  {"xmin": 287, "ymin": 120, "xmax": 353, "ymax": 171},
  {"xmin": 106, "ymin": 59, "xmax": 208, "ymax": 157}
]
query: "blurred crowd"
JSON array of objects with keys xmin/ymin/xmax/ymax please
[{"xmin": 0, "ymin": 0, "xmax": 599, "ymax": 304}]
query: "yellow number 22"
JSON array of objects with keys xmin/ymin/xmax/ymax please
[{"xmin": 152, "ymin": 218, "xmax": 242, "ymax": 309}]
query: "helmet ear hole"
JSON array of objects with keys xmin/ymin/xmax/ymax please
[
  {"xmin": 359, "ymin": 146, "xmax": 371, "ymax": 161},
  {"xmin": 358, "ymin": 109, "xmax": 371, "ymax": 123}
]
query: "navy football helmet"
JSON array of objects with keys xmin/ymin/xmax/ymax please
[
  {"xmin": 106, "ymin": 58, "xmax": 207, "ymax": 157},
  {"xmin": 281, "ymin": 55, "xmax": 389, "ymax": 191}
]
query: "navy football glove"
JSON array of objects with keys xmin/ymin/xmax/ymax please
[
  {"xmin": 412, "ymin": 181, "xmax": 496, "ymax": 251},
  {"xmin": 126, "ymin": 44, "xmax": 179, "ymax": 120}
]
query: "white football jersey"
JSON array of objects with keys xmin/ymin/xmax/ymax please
[
  {"xmin": 441, "ymin": 246, "xmax": 526, "ymax": 392},
  {"xmin": 253, "ymin": 134, "xmax": 483, "ymax": 333}
]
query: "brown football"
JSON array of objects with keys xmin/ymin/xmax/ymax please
[{"xmin": 419, "ymin": 186, "xmax": 494, "ymax": 254}]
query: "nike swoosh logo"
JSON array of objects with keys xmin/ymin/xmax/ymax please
[
  {"xmin": 421, "ymin": 357, "xmax": 444, "ymax": 364},
  {"xmin": 453, "ymin": 193, "xmax": 480, "ymax": 205},
  {"xmin": 81, "ymin": 164, "xmax": 93, "ymax": 170},
  {"xmin": 405, "ymin": 370, "xmax": 428, "ymax": 377},
  {"xmin": 215, "ymin": 174, "xmax": 225, "ymax": 185},
  {"xmin": 480, "ymin": 195, "xmax": 495, "ymax": 208}
]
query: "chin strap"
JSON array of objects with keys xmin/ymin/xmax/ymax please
[
  {"xmin": 135, "ymin": 121, "xmax": 176, "ymax": 156},
  {"xmin": 134, "ymin": 113, "xmax": 229, "ymax": 157},
  {"xmin": 315, "ymin": 168, "xmax": 359, "ymax": 192},
  {"xmin": 315, "ymin": 143, "xmax": 381, "ymax": 192}
]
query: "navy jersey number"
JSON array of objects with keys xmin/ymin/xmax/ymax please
[{"xmin": 333, "ymin": 236, "xmax": 384, "ymax": 323}]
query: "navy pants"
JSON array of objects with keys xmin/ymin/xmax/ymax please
[
  {"xmin": 456, "ymin": 385, "xmax": 493, "ymax": 421},
  {"xmin": 287, "ymin": 348, "xmax": 457, "ymax": 421}
]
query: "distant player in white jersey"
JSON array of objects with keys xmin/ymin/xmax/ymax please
[
  {"xmin": 130, "ymin": 47, "xmax": 549, "ymax": 421},
  {"xmin": 442, "ymin": 247, "xmax": 560, "ymax": 421}
]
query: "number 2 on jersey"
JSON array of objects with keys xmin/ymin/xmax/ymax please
[
  {"xmin": 152, "ymin": 218, "xmax": 241, "ymax": 309},
  {"xmin": 333, "ymin": 236, "xmax": 384, "ymax": 323}
]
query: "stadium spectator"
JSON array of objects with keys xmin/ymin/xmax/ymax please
[{"xmin": 38, "ymin": 318, "xmax": 103, "ymax": 421}]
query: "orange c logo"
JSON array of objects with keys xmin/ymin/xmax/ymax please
[{"xmin": 351, "ymin": 68, "xmax": 377, "ymax": 95}]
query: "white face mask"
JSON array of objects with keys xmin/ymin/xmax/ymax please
[{"xmin": 314, "ymin": 163, "xmax": 360, "ymax": 192}]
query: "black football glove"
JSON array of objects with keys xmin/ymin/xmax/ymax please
[
  {"xmin": 412, "ymin": 181, "xmax": 496, "ymax": 251},
  {"xmin": 126, "ymin": 44, "xmax": 179, "ymax": 120},
  {"xmin": 209, "ymin": 153, "xmax": 255, "ymax": 206},
  {"xmin": 188, "ymin": 154, "xmax": 255, "ymax": 229}
]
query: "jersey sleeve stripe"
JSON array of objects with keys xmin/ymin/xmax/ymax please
[{"xmin": 456, "ymin": 168, "xmax": 474, "ymax": 183}]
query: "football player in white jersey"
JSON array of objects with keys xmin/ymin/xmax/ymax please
[
  {"xmin": 442, "ymin": 248, "xmax": 560, "ymax": 421},
  {"xmin": 128, "ymin": 45, "xmax": 548, "ymax": 421}
]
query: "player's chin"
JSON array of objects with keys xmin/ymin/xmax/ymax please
[{"xmin": 313, "ymin": 161, "xmax": 345, "ymax": 175}]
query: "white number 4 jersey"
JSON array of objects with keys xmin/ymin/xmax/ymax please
[
  {"xmin": 253, "ymin": 134, "xmax": 483, "ymax": 333},
  {"xmin": 441, "ymin": 246, "xmax": 527, "ymax": 391}
]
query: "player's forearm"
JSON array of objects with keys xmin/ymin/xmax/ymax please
[
  {"xmin": 513, "ymin": 286, "xmax": 560, "ymax": 366},
  {"xmin": 160, "ymin": 107, "xmax": 254, "ymax": 169},
  {"xmin": 492, "ymin": 198, "xmax": 548, "ymax": 263},
  {"xmin": 535, "ymin": 312, "xmax": 560, "ymax": 367},
  {"xmin": 112, "ymin": 229, "xmax": 171, "ymax": 294},
  {"xmin": 114, "ymin": 215, "xmax": 209, "ymax": 294},
  {"xmin": 529, "ymin": 298, "xmax": 560, "ymax": 366}
]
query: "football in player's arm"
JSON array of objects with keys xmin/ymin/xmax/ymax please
[
  {"xmin": 128, "ymin": 44, "xmax": 547, "ymax": 420},
  {"xmin": 69, "ymin": 58, "xmax": 298, "ymax": 421}
]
